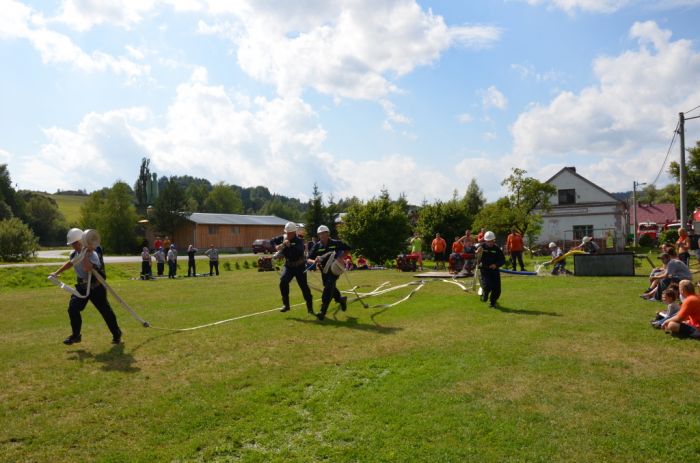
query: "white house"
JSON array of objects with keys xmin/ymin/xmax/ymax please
[{"xmin": 536, "ymin": 167, "xmax": 627, "ymax": 250}]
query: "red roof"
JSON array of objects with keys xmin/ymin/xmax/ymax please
[{"xmin": 629, "ymin": 203, "xmax": 677, "ymax": 225}]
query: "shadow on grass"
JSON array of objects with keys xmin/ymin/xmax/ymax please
[
  {"xmin": 67, "ymin": 344, "xmax": 140, "ymax": 372},
  {"xmin": 289, "ymin": 315, "xmax": 403, "ymax": 334},
  {"xmin": 493, "ymin": 305, "xmax": 562, "ymax": 317}
]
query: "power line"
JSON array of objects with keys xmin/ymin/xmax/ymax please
[
  {"xmin": 650, "ymin": 121, "xmax": 679, "ymax": 186},
  {"xmin": 685, "ymin": 104, "xmax": 700, "ymax": 115}
]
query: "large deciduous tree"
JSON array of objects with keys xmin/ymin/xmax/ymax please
[
  {"xmin": 153, "ymin": 177, "xmax": 187, "ymax": 236},
  {"xmin": 669, "ymin": 139, "xmax": 700, "ymax": 217},
  {"xmin": 134, "ymin": 157, "xmax": 151, "ymax": 215},
  {"xmin": 203, "ymin": 182, "xmax": 244, "ymax": 213},
  {"xmin": 341, "ymin": 192, "xmax": 411, "ymax": 264},
  {"xmin": 79, "ymin": 182, "xmax": 138, "ymax": 254},
  {"xmin": 0, "ymin": 217, "xmax": 38, "ymax": 261}
]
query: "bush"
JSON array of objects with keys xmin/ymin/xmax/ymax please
[
  {"xmin": 235, "ymin": 261, "xmax": 240, "ymax": 270},
  {"xmin": 0, "ymin": 218, "xmax": 38, "ymax": 261},
  {"xmin": 223, "ymin": 261, "xmax": 231, "ymax": 271},
  {"xmin": 243, "ymin": 261, "xmax": 250, "ymax": 269},
  {"xmin": 659, "ymin": 229, "xmax": 678, "ymax": 245},
  {"xmin": 638, "ymin": 234, "xmax": 655, "ymax": 248}
]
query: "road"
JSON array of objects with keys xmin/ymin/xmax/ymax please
[{"xmin": 0, "ymin": 250, "xmax": 259, "ymax": 268}]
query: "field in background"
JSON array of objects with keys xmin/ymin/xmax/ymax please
[
  {"xmin": 0, "ymin": 265, "xmax": 698, "ymax": 462},
  {"xmin": 47, "ymin": 193, "xmax": 87, "ymax": 225}
]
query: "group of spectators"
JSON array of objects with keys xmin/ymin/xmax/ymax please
[
  {"xmin": 139, "ymin": 235, "xmax": 220, "ymax": 280},
  {"xmin": 642, "ymin": 229, "xmax": 700, "ymax": 340}
]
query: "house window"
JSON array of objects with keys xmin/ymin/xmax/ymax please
[
  {"xmin": 230, "ymin": 226, "xmax": 240, "ymax": 235},
  {"xmin": 573, "ymin": 225, "xmax": 593, "ymax": 240},
  {"xmin": 558, "ymin": 189, "xmax": 576, "ymax": 205},
  {"xmin": 208, "ymin": 225, "xmax": 218, "ymax": 235}
]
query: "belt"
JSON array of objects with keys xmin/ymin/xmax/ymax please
[{"xmin": 286, "ymin": 257, "xmax": 306, "ymax": 268}]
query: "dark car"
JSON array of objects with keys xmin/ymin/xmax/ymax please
[{"xmin": 252, "ymin": 239, "xmax": 275, "ymax": 254}]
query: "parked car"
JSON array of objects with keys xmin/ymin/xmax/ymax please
[{"xmin": 252, "ymin": 239, "xmax": 275, "ymax": 254}]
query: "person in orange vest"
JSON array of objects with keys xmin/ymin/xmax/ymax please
[
  {"xmin": 431, "ymin": 232, "xmax": 447, "ymax": 270},
  {"xmin": 506, "ymin": 227, "xmax": 525, "ymax": 272}
]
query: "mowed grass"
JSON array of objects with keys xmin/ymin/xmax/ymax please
[
  {"xmin": 1, "ymin": 265, "xmax": 698, "ymax": 462},
  {"xmin": 47, "ymin": 194, "xmax": 87, "ymax": 225}
]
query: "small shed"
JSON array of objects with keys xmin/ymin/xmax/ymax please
[{"xmin": 173, "ymin": 213, "xmax": 290, "ymax": 252}]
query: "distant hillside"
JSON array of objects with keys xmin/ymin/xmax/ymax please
[{"xmin": 45, "ymin": 193, "xmax": 86, "ymax": 225}]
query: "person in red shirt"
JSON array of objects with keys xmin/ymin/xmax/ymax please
[
  {"xmin": 153, "ymin": 236, "xmax": 162, "ymax": 252},
  {"xmin": 506, "ymin": 227, "xmax": 526, "ymax": 272},
  {"xmin": 449, "ymin": 236, "xmax": 465, "ymax": 274},
  {"xmin": 431, "ymin": 233, "xmax": 447, "ymax": 270},
  {"xmin": 662, "ymin": 279, "xmax": 700, "ymax": 338}
]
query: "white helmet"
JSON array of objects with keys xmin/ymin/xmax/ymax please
[
  {"xmin": 582, "ymin": 236, "xmax": 592, "ymax": 243},
  {"xmin": 549, "ymin": 242, "xmax": 557, "ymax": 248},
  {"xmin": 317, "ymin": 225, "xmax": 330, "ymax": 234},
  {"xmin": 66, "ymin": 228, "xmax": 83, "ymax": 245},
  {"xmin": 284, "ymin": 222, "xmax": 298, "ymax": 233},
  {"xmin": 484, "ymin": 231, "xmax": 496, "ymax": 241}
]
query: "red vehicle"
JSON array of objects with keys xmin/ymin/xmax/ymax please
[{"xmin": 637, "ymin": 222, "xmax": 659, "ymax": 242}]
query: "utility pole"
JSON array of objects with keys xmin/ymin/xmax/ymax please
[
  {"xmin": 679, "ymin": 112, "xmax": 686, "ymax": 227},
  {"xmin": 633, "ymin": 181, "xmax": 645, "ymax": 248}
]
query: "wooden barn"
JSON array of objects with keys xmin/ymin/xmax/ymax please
[{"xmin": 172, "ymin": 213, "xmax": 290, "ymax": 252}]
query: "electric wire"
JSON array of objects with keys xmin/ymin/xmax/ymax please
[
  {"xmin": 650, "ymin": 121, "xmax": 679, "ymax": 187},
  {"xmin": 684, "ymin": 104, "xmax": 700, "ymax": 115}
]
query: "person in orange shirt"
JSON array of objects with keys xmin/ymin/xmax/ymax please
[
  {"xmin": 431, "ymin": 232, "xmax": 447, "ymax": 270},
  {"xmin": 477, "ymin": 228, "xmax": 486, "ymax": 243},
  {"xmin": 506, "ymin": 227, "xmax": 526, "ymax": 272},
  {"xmin": 662, "ymin": 280, "xmax": 700, "ymax": 338},
  {"xmin": 449, "ymin": 236, "xmax": 465, "ymax": 274}
]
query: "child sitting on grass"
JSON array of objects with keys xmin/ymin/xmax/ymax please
[{"xmin": 651, "ymin": 288, "xmax": 680, "ymax": 328}]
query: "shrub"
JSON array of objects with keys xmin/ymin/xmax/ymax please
[
  {"xmin": 223, "ymin": 261, "xmax": 231, "ymax": 271},
  {"xmin": 638, "ymin": 234, "xmax": 655, "ymax": 248},
  {"xmin": 658, "ymin": 229, "xmax": 678, "ymax": 245},
  {"xmin": 243, "ymin": 260, "xmax": 250, "ymax": 269},
  {"xmin": 235, "ymin": 261, "xmax": 240, "ymax": 270},
  {"xmin": 0, "ymin": 218, "xmax": 39, "ymax": 261}
]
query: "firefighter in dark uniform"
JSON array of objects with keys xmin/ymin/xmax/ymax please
[
  {"xmin": 271, "ymin": 222, "xmax": 315, "ymax": 315},
  {"xmin": 308, "ymin": 225, "xmax": 349, "ymax": 320},
  {"xmin": 479, "ymin": 230, "xmax": 506, "ymax": 308},
  {"xmin": 50, "ymin": 228, "xmax": 122, "ymax": 345}
]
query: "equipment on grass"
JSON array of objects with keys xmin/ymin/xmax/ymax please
[
  {"xmin": 258, "ymin": 256, "xmax": 275, "ymax": 272},
  {"xmin": 500, "ymin": 268, "xmax": 537, "ymax": 276},
  {"xmin": 396, "ymin": 254, "xmax": 418, "ymax": 272}
]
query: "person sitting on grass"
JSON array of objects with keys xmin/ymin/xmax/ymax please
[
  {"xmin": 651, "ymin": 288, "xmax": 681, "ymax": 328},
  {"xmin": 661, "ymin": 280, "xmax": 700, "ymax": 339},
  {"xmin": 642, "ymin": 250, "xmax": 691, "ymax": 301},
  {"xmin": 641, "ymin": 258, "xmax": 669, "ymax": 300}
]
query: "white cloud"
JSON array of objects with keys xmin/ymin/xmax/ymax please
[
  {"xmin": 0, "ymin": 0, "xmax": 149, "ymax": 82},
  {"xmin": 0, "ymin": 148, "xmax": 10, "ymax": 164},
  {"xmin": 511, "ymin": 21, "xmax": 700, "ymax": 191},
  {"xmin": 510, "ymin": 63, "xmax": 567, "ymax": 83},
  {"xmin": 208, "ymin": 1, "xmax": 502, "ymax": 100},
  {"xmin": 51, "ymin": 0, "xmax": 158, "ymax": 31},
  {"xmin": 481, "ymin": 86, "xmax": 508, "ymax": 110},
  {"xmin": 521, "ymin": 0, "xmax": 700, "ymax": 14},
  {"xmin": 457, "ymin": 113, "xmax": 473, "ymax": 124},
  {"xmin": 380, "ymin": 99, "xmax": 411, "ymax": 126}
]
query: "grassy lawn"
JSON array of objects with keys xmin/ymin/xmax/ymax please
[
  {"xmin": 47, "ymin": 194, "xmax": 88, "ymax": 225},
  {"xmin": 0, "ymin": 263, "xmax": 698, "ymax": 462}
]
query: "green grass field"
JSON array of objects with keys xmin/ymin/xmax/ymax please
[
  {"xmin": 48, "ymin": 194, "xmax": 88, "ymax": 225},
  {"xmin": 1, "ymin": 263, "xmax": 698, "ymax": 462}
]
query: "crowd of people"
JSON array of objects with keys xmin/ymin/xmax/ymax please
[
  {"xmin": 641, "ymin": 229, "xmax": 700, "ymax": 339},
  {"xmin": 138, "ymin": 236, "xmax": 221, "ymax": 280}
]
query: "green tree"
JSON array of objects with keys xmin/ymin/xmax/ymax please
[
  {"xmin": 669, "ymin": 139, "xmax": 700, "ymax": 215},
  {"xmin": 463, "ymin": 178, "xmax": 485, "ymax": 220},
  {"xmin": 0, "ymin": 164, "xmax": 20, "ymax": 219},
  {"xmin": 21, "ymin": 192, "xmax": 67, "ymax": 244},
  {"xmin": 184, "ymin": 182, "xmax": 210, "ymax": 212},
  {"xmin": 0, "ymin": 217, "xmax": 38, "ymax": 261},
  {"xmin": 79, "ymin": 183, "xmax": 138, "ymax": 254},
  {"xmin": 305, "ymin": 183, "xmax": 326, "ymax": 236},
  {"xmin": 326, "ymin": 194, "xmax": 339, "ymax": 237},
  {"xmin": 472, "ymin": 197, "xmax": 518, "ymax": 238},
  {"xmin": 260, "ymin": 196, "xmax": 300, "ymax": 221},
  {"xmin": 153, "ymin": 177, "xmax": 187, "ymax": 236},
  {"xmin": 203, "ymin": 182, "xmax": 244, "ymax": 213},
  {"xmin": 341, "ymin": 193, "xmax": 411, "ymax": 263},
  {"xmin": 134, "ymin": 157, "xmax": 150, "ymax": 215},
  {"xmin": 416, "ymin": 193, "xmax": 472, "ymax": 248},
  {"xmin": 497, "ymin": 168, "xmax": 556, "ymax": 237}
]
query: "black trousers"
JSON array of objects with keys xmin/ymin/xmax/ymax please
[
  {"xmin": 320, "ymin": 272, "xmax": 343, "ymax": 312},
  {"xmin": 209, "ymin": 260, "xmax": 219, "ymax": 276},
  {"xmin": 141, "ymin": 261, "xmax": 152, "ymax": 277},
  {"xmin": 168, "ymin": 261, "xmax": 177, "ymax": 278},
  {"xmin": 157, "ymin": 262, "xmax": 164, "ymax": 276},
  {"xmin": 68, "ymin": 284, "xmax": 121, "ymax": 338},
  {"xmin": 481, "ymin": 269, "xmax": 501, "ymax": 305},
  {"xmin": 188, "ymin": 259, "xmax": 196, "ymax": 277},
  {"xmin": 510, "ymin": 251, "xmax": 525, "ymax": 271},
  {"xmin": 279, "ymin": 265, "xmax": 313, "ymax": 311}
]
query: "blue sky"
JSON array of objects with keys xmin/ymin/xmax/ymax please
[{"xmin": 1, "ymin": 0, "xmax": 700, "ymax": 204}]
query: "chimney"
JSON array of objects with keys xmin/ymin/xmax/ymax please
[{"xmin": 566, "ymin": 166, "xmax": 576, "ymax": 173}]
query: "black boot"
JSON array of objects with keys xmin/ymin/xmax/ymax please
[{"xmin": 63, "ymin": 334, "xmax": 81, "ymax": 345}]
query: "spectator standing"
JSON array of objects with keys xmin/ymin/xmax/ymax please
[
  {"xmin": 187, "ymin": 244, "xmax": 198, "ymax": 277},
  {"xmin": 409, "ymin": 233, "xmax": 424, "ymax": 271},
  {"xmin": 506, "ymin": 227, "xmax": 526, "ymax": 272},
  {"xmin": 140, "ymin": 247, "xmax": 152, "ymax": 279},
  {"xmin": 205, "ymin": 244, "xmax": 219, "ymax": 276},
  {"xmin": 167, "ymin": 244, "xmax": 178, "ymax": 279},
  {"xmin": 357, "ymin": 255, "xmax": 369, "ymax": 270},
  {"xmin": 153, "ymin": 236, "xmax": 162, "ymax": 252},
  {"xmin": 154, "ymin": 247, "xmax": 165, "ymax": 276},
  {"xmin": 477, "ymin": 228, "xmax": 486, "ymax": 243},
  {"xmin": 676, "ymin": 228, "xmax": 691, "ymax": 266},
  {"xmin": 431, "ymin": 233, "xmax": 447, "ymax": 270},
  {"xmin": 163, "ymin": 236, "xmax": 172, "ymax": 253}
]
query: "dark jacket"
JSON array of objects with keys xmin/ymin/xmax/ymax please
[
  {"xmin": 309, "ymin": 238, "xmax": 351, "ymax": 267},
  {"xmin": 271, "ymin": 234, "xmax": 307, "ymax": 267},
  {"xmin": 479, "ymin": 244, "xmax": 506, "ymax": 271}
]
